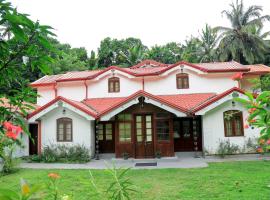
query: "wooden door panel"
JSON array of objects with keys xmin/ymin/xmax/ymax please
[
  {"xmin": 135, "ymin": 114, "xmax": 154, "ymax": 158},
  {"xmin": 98, "ymin": 122, "xmax": 115, "ymax": 153}
]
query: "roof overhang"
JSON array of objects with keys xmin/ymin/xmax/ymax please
[
  {"xmin": 98, "ymin": 90, "xmax": 187, "ymax": 121},
  {"xmin": 28, "ymin": 97, "xmax": 96, "ymax": 122},
  {"xmin": 193, "ymin": 87, "xmax": 246, "ymax": 115}
]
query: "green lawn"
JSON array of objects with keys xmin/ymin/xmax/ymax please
[{"xmin": 1, "ymin": 161, "xmax": 270, "ymax": 200}]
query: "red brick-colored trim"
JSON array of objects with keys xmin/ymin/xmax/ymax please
[
  {"xmin": 27, "ymin": 96, "xmax": 97, "ymax": 119},
  {"xmin": 96, "ymin": 90, "xmax": 189, "ymax": 118},
  {"xmin": 192, "ymin": 87, "xmax": 245, "ymax": 113},
  {"xmin": 37, "ymin": 120, "xmax": 41, "ymax": 155}
]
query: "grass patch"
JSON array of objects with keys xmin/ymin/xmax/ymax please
[{"xmin": 1, "ymin": 161, "xmax": 270, "ymax": 199}]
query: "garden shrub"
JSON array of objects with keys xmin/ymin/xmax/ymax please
[
  {"xmin": 216, "ymin": 140, "xmax": 240, "ymax": 158},
  {"xmin": 29, "ymin": 144, "xmax": 90, "ymax": 163}
]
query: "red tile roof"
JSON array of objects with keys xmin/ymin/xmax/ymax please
[
  {"xmin": 28, "ymin": 87, "xmax": 246, "ymax": 119},
  {"xmin": 244, "ymin": 64, "xmax": 270, "ymax": 75},
  {"xmin": 130, "ymin": 59, "xmax": 168, "ymax": 69},
  {"xmin": 30, "ymin": 60, "xmax": 270, "ymax": 87}
]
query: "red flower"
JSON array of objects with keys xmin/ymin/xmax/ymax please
[
  {"xmin": 248, "ymin": 108, "xmax": 257, "ymax": 114},
  {"xmin": 2, "ymin": 121, "xmax": 22, "ymax": 140},
  {"xmin": 5, "ymin": 131, "xmax": 19, "ymax": 140},
  {"xmin": 248, "ymin": 119, "xmax": 256, "ymax": 123},
  {"xmin": 48, "ymin": 173, "xmax": 60, "ymax": 179},
  {"xmin": 267, "ymin": 140, "xmax": 270, "ymax": 145},
  {"xmin": 231, "ymin": 73, "xmax": 243, "ymax": 81},
  {"xmin": 257, "ymin": 147, "xmax": 264, "ymax": 153},
  {"xmin": 244, "ymin": 124, "xmax": 249, "ymax": 129},
  {"xmin": 3, "ymin": 121, "xmax": 13, "ymax": 131},
  {"xmin": 259, "ymin": 139, "xmax": 265, "ymax": 145}
]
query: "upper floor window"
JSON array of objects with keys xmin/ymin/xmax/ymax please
[
  {"xmin": 176, "ymin": 73, "xmax": 189, "ymax": 89},
  {"xmin": 108, "ymin": 77, "xmax": 120, "ymax": 93},
  {"xmin": 57, "ymin": 118, "xmax": 73, "ymax": 142},
  {"xmin": 223, "ymin": 110, "xmax": 244, "ymax": 137}
]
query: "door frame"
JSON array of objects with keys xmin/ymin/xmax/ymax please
[
  {"xmin": 29, "ymin": 123, "xmax": 38, "ymax": 155},
  {"xmin": 97, "ymin": 121, "xmax": 115, "ymax": 153},
  {"xmin": 134, "ymin": 113, "xmax": 154, "ymax": 158}
]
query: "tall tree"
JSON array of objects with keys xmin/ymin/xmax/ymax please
[
  {"xmin": 181, "ymin": 36, "xmax": 202, "ymax": 63},
  {"xmin": 198, "ymin": 24, "xmax": 218, "ymax": 62},
  {"xmin": 97, "ymin": 37, "xmax": 147, "ymax": 67},
  {"xmin": 215, "ymin": 0, "xmax": 270, "ymax": 64},
  {"xmin": 0, "ymin": 0, "xmax": 55, "ymax": 128},
  {"xmin": 147, "ymin": 42, "xmax": 183, "ymax": 64},
  {"xmin": 119, "ymin": 44, "xmax": 146, "ymax": 67}
]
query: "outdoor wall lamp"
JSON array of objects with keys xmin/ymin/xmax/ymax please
[{"xmin": 62, "ymin": 108, "xmax": 66, "ymax": 115}]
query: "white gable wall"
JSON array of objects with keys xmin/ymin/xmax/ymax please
[
  {"xmin": 87, "ymin": 74, "xmax": 142, "ymax": 98},
  {"xmin": 40, "ymin": 106, "xmax": 95, "ymax": 157},
  {"xmin": 202, "ymin": 100, "xmax": 259, "ymax": 155},
  {"xmin": 57, "ymin": 82, "xmax": 86, "ymax": 101},
  {"xmin": 37, "ymin": 87, "xmax": 55, "ymax": 106},
  {"xmin": 144, "ymin": 69, "xmax": 238, "ymax": 95}
]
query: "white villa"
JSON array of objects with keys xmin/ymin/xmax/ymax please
[{"xmin": 18, "ymin": 60, "xmax": 270, "ymax": 158}]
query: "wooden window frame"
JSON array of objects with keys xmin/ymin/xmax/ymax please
[
  {"xmin": 117, "ymin": 113, "xmax": 132, "ymax": 143},
  {"xmin": 176, "ymin": 73, "xmax": 189, "ymax": 89},
  {"xmin": 57, "ymin": 117, "xmax": 73, "ymax": 142},
  {"xmin": 108, "ymin": 77, "xmax": 120, "ymax": 93},
  {"xmin": 155, "ymin": 113, "xmax": 170, "ymax": 142},
  {"xmin": 223, "ymin": 110, "xmax": 244, "ymax": 137}
]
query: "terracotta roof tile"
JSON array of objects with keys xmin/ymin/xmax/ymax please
[
  {"xmin": 193, "ymin": 61, "xmax": 248, "ymax": 72},
  {"xmin": 245, "ymin": 64, "xmax": 270, "ymax": 74}
]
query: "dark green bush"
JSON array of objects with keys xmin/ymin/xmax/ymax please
[
  {"xmin": 29, "ymin": 144, "xmax": 90, "ymax": 163},
  {"xmin": 216, "ymin": 140, "xmax": 240, "ymax": 158}
]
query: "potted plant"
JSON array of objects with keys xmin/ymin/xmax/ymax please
[
  {"xmin": 155, "ymin": 150, "xmax": 162, "ymax": 159},
  {"xmin": 122, "ymin": 152, "xmax": 129, "ymax": 160}
]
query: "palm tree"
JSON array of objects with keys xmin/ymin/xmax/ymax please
[
  {"xmin": 119, "ymin": 44, "xmax": 146, "ymax": 67},
  {"xmin": 198, "ymin": 24, "xmax": 218, "ymax": 62},
  {"xmin": 215, "ymin": 0, "xmax": 270, "ymax": 64}
]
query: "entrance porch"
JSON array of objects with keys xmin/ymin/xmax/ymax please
[{"xmin": 96, "ymin": 101, "xmax": 202, "ymax": 159}]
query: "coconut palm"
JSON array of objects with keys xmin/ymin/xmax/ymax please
[
  {"xmin": 119, "ymin": 44, "xmax": 146, "ymax": 67},
  {"xmin": 198, "ymin": 24, "xmax": 218, "ymax": 62},
  {"xmin": 215, "ymin": 0, "xmax": 270, "ymax": 64}
]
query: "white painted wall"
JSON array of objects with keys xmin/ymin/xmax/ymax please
[
  {"xmin": 144, "ymin": 69, "xmax": 238, "ymax": 95},
  {"xmin": 37, "ymin": 86, "xmax": 55, "ymax": 106},
  {"xmin": 87, "ymin": 73, "xmax": 142, "ymax": 98},
  {"xmin": 13, "ymin": 132, "xmax": 29, "ymax": 157},
  {"xmin": 57, "ymin": 82, "xmax": 86, "ymax": 101},
  {"xmin": 40, "ymin": 105, "xmax": 95, "ymax": 157},
  {"xmin": 202, "ymin": 100, "xmax": 259, "ymax": 154},
  {"xmin": 36, "ymin": 69, "xmax": 240, "ymax": 106}
]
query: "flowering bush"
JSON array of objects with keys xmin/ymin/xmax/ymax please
[
  {"xmin": 0, "ymin": 121, "xmax": 23, "ymax": 173},
  {"xmin": 235, "ymin": 91, "xmax": 270, "ymax": 154}
]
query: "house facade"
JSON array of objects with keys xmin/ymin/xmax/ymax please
[{"xmin": 25, "ymin": 60, "xmax": 270, "ymax": 158}]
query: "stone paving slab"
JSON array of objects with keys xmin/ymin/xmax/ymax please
[{"xmin": 18, "ymin": 154, "xmax": 269, "ymax": 170}]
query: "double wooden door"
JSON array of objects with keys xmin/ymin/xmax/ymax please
[
  {"xmin": 135, "ymin": 114, "xmax": 154, "ymax": 158},
  {"xmin": 98, "ymin": 122, "xmax": 115, "ymax": 153},
  {"xmin": 174, "ymin": 118, "xmax": 202, "ymax": 151}
]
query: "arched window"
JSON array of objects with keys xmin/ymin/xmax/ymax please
[
  {"xmin": 57, "ymin": 118, "xmax": 73, "ymax": 142},
  {"xmin": 176, "ymin": 73, "xmax": 189, "ymax": 89},
  {"xmin": 223, "ymin": 110, "xmax": 244, "ymax": 137},
  {"xmin": 108, "ymin": 77, "xmax": 120, "ymax": 93}
]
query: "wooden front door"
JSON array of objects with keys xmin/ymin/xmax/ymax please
[
  {"xmin": 135, "ymin": 114, "xmax": 154, "ymax": 158},
  {"xmin": 98, "ymin": 122, "xmax": 115, "ymax": 153},
  {"xmin": 29, "ymin": 124, "xmax": 38, "ymax": 155},
  {"xmin": 174, "ymin": 117, "xmax": 202, "ymax": 152}
]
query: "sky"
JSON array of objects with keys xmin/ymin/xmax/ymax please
[{"xmin": 10, "ymin": 0, "xmax": 270, "ymax": 53}]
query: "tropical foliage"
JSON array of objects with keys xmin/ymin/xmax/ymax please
[
  {"xmin": 235, "ymin": 91, "xmax": 270, "ymax": 153},
  {"xmin": 214, "ymin": 0, "xmax": 270, "ymax": 64}
]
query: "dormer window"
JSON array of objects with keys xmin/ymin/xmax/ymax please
[
  {"xmin": 108, "ymin": 77, "xmax": 120, "ymax": 93},
  {"xmin": 176, "ymin": 73, "xmax": 189, "ymax": 89}
]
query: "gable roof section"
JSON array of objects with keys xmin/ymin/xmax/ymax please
[
  {"xmin": 27, "ymin": 87, "xmax": 247, "ymax": 121},
  {"xmin": 32, "ymin": 60, "xmax": 268, "ymax": 87},
  {"xmin": 193, "ymin": 87, "xmax": 245, "ymax": 114},
  {"xmin": 27, "ymin": 96, "xmax": 97, "ymax": 120},
  {"xmin": 130, "ymin": 59, "xmax": 168, "ymax": 69},
  {"xmin": 244, "ymin": 64, "xmax": 270, "ymax": 75}
]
